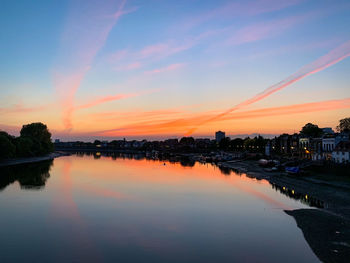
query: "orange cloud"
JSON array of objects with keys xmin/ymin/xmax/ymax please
[
  {"xmin": 76, "ymin": 93, "xmax": 138, "ymax": 110},
  {"xmin": 96, "ymin": 98, "xmax": 350, "ymax": 137},
  {"xmin": 185, "ymin": 40, "xmax": 350, "ymax": 135}
]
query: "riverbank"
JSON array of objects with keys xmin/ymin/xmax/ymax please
[
  {"xmin": 219, "ymin": 160, "xmax": 350, "ymax": 219},
  {"xmin": 0, "ymin": 152, "xmax": 69, "ymax": 167},
  {"xmin": 219, "ymin": 160, "xmax": 350, "ymax": 263}
]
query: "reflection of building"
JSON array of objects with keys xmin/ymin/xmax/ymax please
[
  {"xmin": 299, "ymin": 138, "xmax": 310, "ymax": 158},
  {"xmin": 322, "ymin": 137, "xmax": 335, "ymax": 160},
  {"xmin": 332, "ymin": 141, "xmax": 350, "ymax": 164},
  {"xmin": 215, "ymin": 131, "xmax": 225, "ymax": 143},
  {"xmin": 265, "ymin": 142, "xmax": 271, "ymax": 156},
  {"xmin": 310, "ymin": 138, "xmax": 322, "ymax": 161}
]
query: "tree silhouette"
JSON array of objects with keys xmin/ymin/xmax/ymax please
[
  {"xmin": 336, "ymin": 118, "xmax": 350, "ymax": 133},
  {"xmin": 300, "ymin": 123, "xmax": 323, "ymax": 137},
  {"xmin": 20, "ymin": 122, "xmax": 53, "ymax": 155}
]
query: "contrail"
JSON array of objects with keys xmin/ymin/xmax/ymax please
[
  {"xmin": 54, "ymin": 0, "xmax": 128, "ymax": 131},
  {"xmin": 185, "ymin": 40, "xmax": 350, "ymax": 135}
]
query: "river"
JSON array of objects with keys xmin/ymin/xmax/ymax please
[{"xmin": 0, "ymin": 153, "xmax": 320, "ymax": 262}]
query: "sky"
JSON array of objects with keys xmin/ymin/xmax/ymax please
[{"xmin": 1, "ymin": 0, "xmax": 350, "ymax": 140}]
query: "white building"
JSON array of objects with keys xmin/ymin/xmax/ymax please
[
  {"xmin": 332, "ymin": 141, "xmax": 350, "ymax": 164},
  {"xmin": 322, "ymin": 138, "xmax": 335, "ymax": 152}
]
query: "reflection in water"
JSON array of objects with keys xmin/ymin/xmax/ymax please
[
  {"xmin": 0, "ymin": 160, "xmax": 53, "ymax": 190},
  {"xmin": 271, "ymin": 183, "xmax": 324, "ymax": 208},
  {"xmin": 68, "ymin": 152, "xmax": 325, "ymax": 208},
  {"xmin": 0, "ymin": 154, "xmax": 322, "ymax": 263},
  {"xmin": 218, "ymin": 166, "xmax": 232, "ymax": 175}
]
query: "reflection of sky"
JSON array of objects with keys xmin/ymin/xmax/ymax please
[
  {"xmin": 1, "ymin": 0, "xmax": 350, "ymax": 139},
  {"xmin": 0, "ymin": 155, "xmax": 319, "ymax": 262}
]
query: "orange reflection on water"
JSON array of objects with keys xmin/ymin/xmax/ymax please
[{"xmin": 56, "ymin": 155, "xmax": 290, "ymax": 210}]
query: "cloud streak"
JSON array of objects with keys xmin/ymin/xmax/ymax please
[
  {"xmin": 54, "ymin": 0, "xmax": 131, "ymax": 131},
  {"xmin": 185, "ymin": 40, "xmax": 350, "ymax": 135},
  {"xmin": 178, "ymin": 0, "xmax": 304, "ymax": 31},
  {"xmin": 96, "ymin": 97, "xmax": 350, "ymax": 137},
  {"xmin": 75, "ymin": 89, "xmax": 159, "ymax": 110},
  {"xmin": 0, "ymin": 104, "xmax": 47, "ymax": 114},
  {"xmin": 145, "ymin": 63, "xmax": 185, "ymax": 75}
]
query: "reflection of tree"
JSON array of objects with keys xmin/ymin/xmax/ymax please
[
  {"xmin": 180, "ymin": 158, "xmax": 195, "ymax": 167},
  {"xmin": 0, "ymin": 160, "xmax": 53, "ymax": 191},
  {"xmin": 218, "ymin": 166, "xmax": 231, "ymax": 175}
]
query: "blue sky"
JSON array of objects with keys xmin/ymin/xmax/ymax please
[{"xmin": 1, "ymin": 0, "xmax": 350, "ymax": 139}]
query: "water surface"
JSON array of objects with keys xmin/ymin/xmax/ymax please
[{"xmin": 0, "ymin": 154, "xmax": 320, "ymax": 262}]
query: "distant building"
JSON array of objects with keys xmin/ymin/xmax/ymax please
[
  {"xmin": 322, "ymin": 127, "xmax": 334, "ymax": 134},
  {"xmin": 215, "ymin": 131, "xmax": 225, "ymax": 143},
  {"xmin": 332, "ymin": 141, "xmax": 350, "ymax": 164},
  {"xmin": 54, "ymin": 139, "xmax": 60, "ymax": 143}
]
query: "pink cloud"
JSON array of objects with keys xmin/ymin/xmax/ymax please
[
  {"xmin": 54, "ymin": 0, "xmax": 134, "ymax": 131},
  {"xmin": 76, "ymin": 93, "xmax": 138, "ymax": 110},
  {"xmin": 178, "ymin": 0, "xmax": 304, "ymax": 31},
  {"xmin": 145, "ymin": 63, "xmax": 185, "ymax": 74},
  {"xmin": 225, "ymin": 13, "xmax": 308, "ymax": 46},
  {"xmin": 115, "ymin": 61, "xmax": 142, "ymax": 71},
  {"xmin": 75, "ymin": 88, "xmax": 160, "ymax": 110},
  {"xmin": 0, "ymin": 104, "xmax": 47, "ymax": 114}
]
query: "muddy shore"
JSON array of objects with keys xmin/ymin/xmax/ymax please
[{"xmin": 220, "ymin": 160, "xmax": 350, "ymax": 262}]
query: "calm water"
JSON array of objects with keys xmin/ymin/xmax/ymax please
[{"xmin": 0, "ymin": 154, "xmax": 320, "ymax": 262}]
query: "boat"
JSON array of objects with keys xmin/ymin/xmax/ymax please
[{"xmin": 285, "ymin": 166, "xmax": 300, "ymax": 174}]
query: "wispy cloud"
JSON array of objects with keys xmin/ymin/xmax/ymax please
[
  {"xmin": 185, "ymin": 40, "xmax": 350, "ymax": 135},
  {"xmin": 75, "ymin": 89, "xmax": 159, "ymax": 110},
  {"xmin": 108, "ymin": 29, "xmax": 220, "ymax": 72},
  {"xmin": 95, "ymin": 97, "xmax": 350, "ymax": 137},
  {"xmin": 178, "ymin": 0, "xmax": 304, "ymax": 31},
  {"xmin": 115, "ymin": 62, "xmax": 142, "ymax": 71},
  {"xmin": 225, "ymin": 14, "xmax": 307, "ymax": 46},
  {"xmin": 145, "ymin": 63, "xmax": 185, "ymax": 75},
  {"xmin": 53, "ymin": 0, "xmax": 134, "ymax": 131},
  {"xmin": 0, "ymin": 104, "xmax": 47, "ymax": 114}
]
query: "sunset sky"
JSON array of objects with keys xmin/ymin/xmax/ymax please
[{"xmin": 1, "ymin": 0, "xmax": 350, "ymax": 140}]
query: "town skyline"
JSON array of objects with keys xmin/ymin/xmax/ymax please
[{"xmin": 1, "ymin": 0, "xmax": 350, "ymax": 140}]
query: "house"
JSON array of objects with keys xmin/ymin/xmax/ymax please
[
  {"xmin": 332, "ymin": 141, "xmax": 350, "ymax": 164},
  {"xmin": 322, "ymin": 137, "xmax": 336, "ymax": 160},
  {"xmin": 322, "ymin": 137, "xmax": 336, "ymax": 152}
]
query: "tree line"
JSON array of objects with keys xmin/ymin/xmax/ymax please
[{"xmin": 0, "ymin": 123, "xmax": 54, "ymax": 160}]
